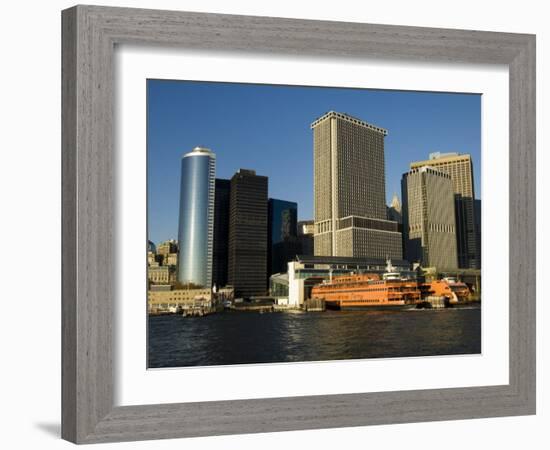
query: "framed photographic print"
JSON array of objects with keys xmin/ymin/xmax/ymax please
[{"xmin": 61, "ymin": 5, "xmax": 536, "ymax": 444}]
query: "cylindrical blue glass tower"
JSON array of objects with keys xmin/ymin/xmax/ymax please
[{"xmin": 177, "ymin": 147, "xmax": 216, "ymax": 287}]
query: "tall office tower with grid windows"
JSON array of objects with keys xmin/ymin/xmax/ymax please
[
  {"xmin": 401, "ymin": 166, "xmax": 458, "ymax": 269},
  {"xmin": 227, "ymin": 169, "xmax": 268, "ymax": 297},
  {"xmin": 177, "ymin": 147, "xmax": 216, "ymax": 288},
  {"xmin": 311, "ymin": 111, "xmax": 402, "ymax": 260},
  {"xmin": 410, "ymin": 152, "xmax": 479, "ymax": 269}
]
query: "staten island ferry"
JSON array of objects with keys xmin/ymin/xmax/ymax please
[
  {"xmin": 311, "ymin": 260, "xmax": 421, "ymax": 310},
  {"xmin": 420, "ymin": 277, "xmax": 471, "ymax": 305}
]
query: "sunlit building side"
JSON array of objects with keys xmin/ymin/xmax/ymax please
[
  {"xmin": 410, "ymin": 152, "xmax": 479, "ymax": 269},
  {"xmin": 402, "ymin": 166, "xmax": 458, "ymax": 269}
]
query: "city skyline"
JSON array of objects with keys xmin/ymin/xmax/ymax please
[{"xmin": 148, "ymin": 80, "xmax": 481, "ymax": 245}]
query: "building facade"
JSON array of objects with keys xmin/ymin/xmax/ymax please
[
  {"xmin": 387, "ymin": 193, "xmax": 402, "ymax": 224},
  {"xmin": 164, "ymin": 253, "xmax": 178, "ymax": 266},
  {"xmin": 298, "ymin": 220, "xmax": 315, "ymax": 236},
  {"xmin": 402, "ymin": 166, "xmax": 458, "ymax": 269},
  {"xmin": 177, "ymin": 147, "xmax": 216, "ymax": 288},
  {"xmin": 148, "ymin": 265, "xmax": 177, "ymax": 284},
  {"xmin": 227, "ymin": 169, "xmax": 268, "ymax": 297},
  {"xmin": 147, "ymin": 287, "xmax": 212, "ymax": 313},
  {"xmin": 410, "ymin": 152, "xmax": 479, "ymax": 269},
  {"xmin": 154, "ymin": 240, "xmax": 178, "ymax": 267},
  {"xmin": 212, "ymin": 178, "xmax": 231, "ymax": 289},
  {"xmin": 475, "ymin": 198, "xmax": 481, "ymax": 268},
  {"xmin": 297, "ymin": 219, "xmax": 314, "ymax": 256},
  {"xmin": 268, "ymin": 199, "xmax": 300, "ymax": 275},
  {"xmin": 157, "ymin": 240, "xmax": 177, "ymax": 257},
  {"xmin": 312, "ymin": 111, "xmax": 402, "ymax": 260}
]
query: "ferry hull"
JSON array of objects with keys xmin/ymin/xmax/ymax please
[{"xmin": 325, "ymin": 301, "xmax": 417, "ymax": 311}]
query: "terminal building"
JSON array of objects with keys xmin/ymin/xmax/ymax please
[{"xmin": 269, "ymin": 255, "xmax": 412, "ymax": 307}]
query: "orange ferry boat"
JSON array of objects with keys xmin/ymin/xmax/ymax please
[
  {"xmin": 420, "ymin": 278, "xmax": 470, "ymax": 304},
  {"xmin": 311, "ymin": 262, "xmax": 421, "ymax": 310},
  {"xmin": 310, "ymin": 261, "xmax": 471, "ymax": 310}
]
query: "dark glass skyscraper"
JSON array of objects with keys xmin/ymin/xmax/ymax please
[
  {"xmin": 227, "ymin": 169, "xmax": 268, "ymax": 297},
  {"xmin": 268, "ymin": 199, "xmax": 299, "ymax": 275},
  {"xmin": 212, "ymin": 178, "xmax": 231, "ymax": 289},
  {"xmin": 177, "ymin": 147, "xmax": 216, "ymax": 287}
]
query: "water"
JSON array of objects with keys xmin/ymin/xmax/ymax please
[{"xmin": 148, "ymin": 307, "xmax": 481, "ymax": 368}]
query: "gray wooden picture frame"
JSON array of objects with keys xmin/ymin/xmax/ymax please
[{"xmin": 61, "ymin": 4, "xmax": 536, "ymax": 444}]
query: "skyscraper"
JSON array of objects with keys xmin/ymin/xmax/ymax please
[
  {"xmin": 312, "ymin": 111, "xmax": 402, "ymax": 259},
  {"xmin": 297, "ymin": 220, "xmax": 314, "ymax": 256},
  {"xmin": 387, "ymin": 193, "xmax": 402, "ymax": 224},
  {"xmin": 212, "ymin": 178, "xmax": 231, "ymax": 289},
  {"xmin": 177, "ymin": 147, "xmax": 216, "ymax": 287},
  {"xmin": 268, "ymin": 199, "xmax": 300, "ymax": 276},
  {"xmin": 227, "ymin": 169, "xmax": 268, "ymax": 297},
  {"xmin": 402, "ymin": 166, "xmax": 458, "ymax": 269},
  {"xmin": 475, "ymin": 198, "xmax": 481, "ymax": 268},
  {"xmin": 410, "ymin": 152, "xmax": 479, "ymax": 268}
]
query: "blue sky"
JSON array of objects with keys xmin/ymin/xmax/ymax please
[{"xmin": 148, "ymin": 80, "xmax": 481, "ymax": 245}]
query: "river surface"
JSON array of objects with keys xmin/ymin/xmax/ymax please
[{"xmin": 148, "ymin": 307, "xmax": 481, "ymax": 368}]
